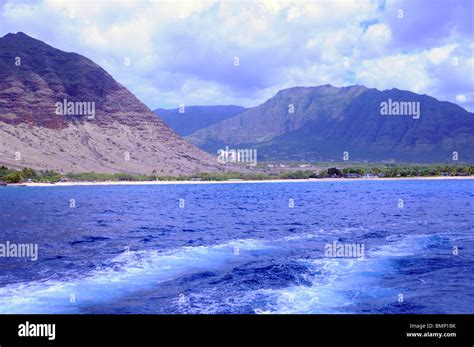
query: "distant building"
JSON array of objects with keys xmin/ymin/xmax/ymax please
[
  {"xmin": 455, "ymin": 172, "xmax": 470, "ymax": 176},
  {"xmin": 441, "ymin": 172, "xmax": 451, "ymax": 176},
  {"xmin": 365, "ymin": 173, "xmax": 378, "ymax": 178},
  {"xmin": 345, "ymin": 173, "xmax": 360, "ymax": 178},
  {"xmin": 0, "ymin": 181, "xmax": 6, "ymax": 186}
]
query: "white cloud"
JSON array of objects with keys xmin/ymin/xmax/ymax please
[
  {"xmin": 359, "ymin": 23, "xmax": 392, "ymax": 56},
  {"xmin": 0, "ymin": 0, "xmax": 472, "ymax": 110},
  {"xmin": 356, "ymin": 53, "xmax": 432, "ymax": 93},
  {"xmin": 426, "ymin": 44, "xmax": 457, "ymax": 65}
]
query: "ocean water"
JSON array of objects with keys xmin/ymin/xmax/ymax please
[{"xmin": 0, "ymin": 179, "xmax": 472, "ymax": 314}]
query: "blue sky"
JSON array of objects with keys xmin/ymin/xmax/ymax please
[{"xmin": 0, "ymin": 0, "xmax": 473, "ymax": 110}]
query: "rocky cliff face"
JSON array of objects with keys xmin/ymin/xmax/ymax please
[
  {"xmin": 0, "ymin": 32, "xmax": 224, "ymax": 174},
  {"xmin": 188, "ymin": 85, "xmax": 368, "ymax": 146}
]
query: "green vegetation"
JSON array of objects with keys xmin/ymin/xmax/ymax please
[
  {"xmin": 66, "ymin": 172, "xmax": 155, "ymax": 182},
  {"xmin": 0, "ymin": 163, "xmax": 472, "ymax": 184},
  {"xmin": 327, "ymin": 167, "xmax": 343, "ymax": 177},
  {"xmin": 318, "ymin": 164, "xmax": 473, "ymax": 178},
  {"xmin": 3, "ymin": 171, "xmax": 23, "ymax": 183},
  {"xmin": 0, "ymin": 166, "xmax": 62, "ymax": 183}
]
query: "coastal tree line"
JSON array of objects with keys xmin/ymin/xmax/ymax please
[{"xmin": 0, "ymin": 164, "xmax": 472, "ymax": 183}]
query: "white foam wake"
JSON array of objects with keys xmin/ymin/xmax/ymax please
[
  {"xmin": 0, "ymin": 239, "xmax": 270, "ymax": 313},
  {"xmin": 253, "ymin": 233, "xmax": 443, "ymax": 314}
]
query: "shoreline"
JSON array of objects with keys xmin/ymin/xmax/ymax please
[{"xmin": 7, "ymin": 175, "xmax": 474, "ymax": 187}]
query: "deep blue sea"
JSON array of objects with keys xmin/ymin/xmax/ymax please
[{"xmin": 0, "ymin": 179, "xmax": 473, "ymax": 314}]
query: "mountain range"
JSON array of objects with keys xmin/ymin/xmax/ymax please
[
  {"xmin": 154, "ymin": 105, "xmax": 245, "ymax": 136},
  {"xmin": 2, "ymin": 32, "xmax": 472, "ymax": 174},
  {"xmin": 0, "ymin": 32, "xmax": 223, "ymax": 174},
  {"xmin": 182, "ymin": 85, "xmax": 474, "ymax": 163}
]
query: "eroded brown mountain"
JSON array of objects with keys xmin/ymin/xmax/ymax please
[{"xmin": 0, "ymin": 32, "xmax": 224, "ymax": 174}]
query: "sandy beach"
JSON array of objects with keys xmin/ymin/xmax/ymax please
[{"xmin": 8, "ymin": 175, "xmax": 473, "ymax": 187}]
